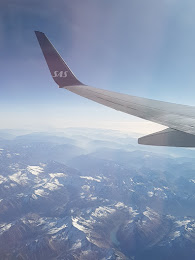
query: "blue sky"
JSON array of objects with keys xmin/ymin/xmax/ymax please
[{"xmin": 1, "ymin": 0, "xmax": 195, "ymax": 134}]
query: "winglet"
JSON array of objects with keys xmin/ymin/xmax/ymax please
[{"xmin": 35, "ymin": 31, "xmax": 84, "ymax": 88}]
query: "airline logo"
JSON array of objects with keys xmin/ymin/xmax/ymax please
[{"xmin": 53, "ymin": 71, "xmax": 68, "ymax": 78}]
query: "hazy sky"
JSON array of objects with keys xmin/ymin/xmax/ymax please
[{"xmin": 1, "ymin": 0, "xmax": 195, "ymax": 135}]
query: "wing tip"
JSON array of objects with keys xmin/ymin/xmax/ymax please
[{"xmin": 34, "ymin": 30, "xmax": 44, "ymax": 35}]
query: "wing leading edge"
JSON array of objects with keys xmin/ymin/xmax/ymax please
[{"xmin": 35, "ymin": 31, "xmax": 195, "ymax": 147}]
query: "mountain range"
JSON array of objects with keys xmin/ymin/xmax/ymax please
[{"xmin": 0, "ymin": 129, "xmax": 194, "ymax": 259}]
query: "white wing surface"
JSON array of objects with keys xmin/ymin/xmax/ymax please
[{"xmin": 35, "ymin": 31, "xmax": 195, "ymax": 147}]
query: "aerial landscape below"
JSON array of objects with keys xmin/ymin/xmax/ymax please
[{"xmin": 0, "ymin": 128, "xmax": 194, "ymax": 260}]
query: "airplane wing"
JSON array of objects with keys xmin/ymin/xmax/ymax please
[{"xmin": 35, "ymin": 31, "xmax": 195, "ymax": 147}]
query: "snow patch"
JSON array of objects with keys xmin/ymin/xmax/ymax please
[
  {"xmin": 32, "ymin": 194, "xmax": 38, "ymax": 200},
  {"xmin": 129, "ymin": 207, "xmax": 139, "ymax": 217},
  {"xmin": 154, "ymin": 187, "xmax": 163, "ymax": 191},
  {"xmin": 115, "ymin": 203, "xmax": 138, "ymax": 218},
  {"xmin": 0, "ymin": 175, "xmax": 7, "ymax": 184},
  {"xmin": 175, "ymin": 220, "xmax": 191, "ymax": 227},
  {"xmin": 136, "ymin": 182, "xmax": 144, "ymax": 185},
  {"xmin": 91, "ymin": 206, "xmax": 115, "ymax": 218},
  {"xmin": 9, "ymin": 171, "xmax": 28, "ymax": 185},
  {"xmin": 147, "ymin": 191, "xmax": 154, "ymax": 197},
  {"xmin": 82, "ymin": 185, "xmax": 90, "ymax": 191},
  {"xmin": 49, "ymin": 173, "xmax": 67, "ymax": 178},
  {"xmin": 115, "ymin": 202, "xmax": 125, "ymax": 208},
  {"xmin": 88, "ymin": 196, "xmax": 97, "ymax": 201},
  {"xmin": 0, "ymin": 223, "xmax": 12, "ymax": 234},
  {"xmin": 43, "ymin": 179, "xmax": 63, "ymax": 191},
  {"xmin": 72, "ymin": 217, "xmax": 88, "ymax": 232},
  {"xmin": 34, "ymin": 189, "xmax": 49, "ymax": 197},
  {"xmin": 27, "ymin": 166, "xmax": 43, "ymax": 176},
  {"xmin": 48, "ymin": 224, "xmax": 67, "ymax": 234},
  {"xmin": 171, "ymin": 231, "xmax": 181, "ymax": 240},
  {"xmin": 143, "ymin": 207, "xmax": 159, "ymax": 221},
  {"xmin": 80, "ymin": 176, "xmax": 101, "ymax": 182},
  {"xmin": 71, "ymin": 240, "xmax": 82, "ymax": 250}
]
